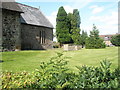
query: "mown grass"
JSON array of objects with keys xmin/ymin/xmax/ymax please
[{"xmin": 1, "ymin": 47, "xmax": 118, "ymax": 72}]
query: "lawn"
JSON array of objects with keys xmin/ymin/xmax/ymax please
[{"xmin": 1, "ymin": 47, "xmax": 118, "ymax": 72}]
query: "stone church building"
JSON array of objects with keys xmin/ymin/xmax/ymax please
[{"xmin": 2, "ymin": 2, "xmax": 53, "ymax": 51}]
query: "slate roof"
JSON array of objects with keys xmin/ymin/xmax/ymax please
[
  {"xmin": 1, "ymin": 2, "xmax": 23, "ymax": 12},
  {"xmin": 18, "ymin": 3, "xmax": 54, "ymax": 29}
]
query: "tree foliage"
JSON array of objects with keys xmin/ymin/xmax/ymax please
[
  {"xmin": 73, "ymin": 9, "xmax": 81, "ymax": 28},
  {"xmin": 56, "ymin": 7, "xmax": 81, "ymax": 45},
  {"xmin": 85, "ymin": 24, "xmax": 106, "ymax": 49},
  {"xmin": 80, "ymin": 30, "xmax": 88, "ymax": 48},
  {"xmin": 56, "ymin": 6, "xmax": 71, "ymax": 44},
  {"xmin": 71, "ymin": 28, "xmax": 81, "ymax": 45},
  {"xmin": 67, "ymin": 13, "xmax": 74, "ymax": 34},
  {"xmin": 68, "ymin": 9, "xmax": 81, "ymax": 45},
  {"xmin": 111, "ymin": 34, "xmax": 120, "ymax": 46}
]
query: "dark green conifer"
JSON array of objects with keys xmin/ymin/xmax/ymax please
[{"xmin": 56, "ymin": 6, "xmax": 71, "ymax": 44}]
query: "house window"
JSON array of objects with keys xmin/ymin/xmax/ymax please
[
  {"xmin": 40, "ymin": 30, "xmax": 45, "ymax": 44},
  {"xmin": 104, "ymin": 36, "xmax": 108, "ymax": 41}
]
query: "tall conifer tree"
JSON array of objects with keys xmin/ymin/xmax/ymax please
[
  {"xmin": 73, "ymin": 9, "xmax": 81, "ymax": 28},
  {"xmin": 56, "ymin": 6, "xmax": 71, "ymax": 44},
  {"xmin": 71, "ymin": 9, "xmax": 81, "ymax": 45}
]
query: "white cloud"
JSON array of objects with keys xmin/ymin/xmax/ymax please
[
  {"xmin": 63, "ymin": 5, "xmax": 74, "ymax": 13},
  {"xmin": 89, "ymin": 11, "xmax": 118, "ymax": 25},
  {"xmin": 80, "ymin": 24, "xmax": 93, "ymax": 35},
  {"xmin": 89, "ymin": 5, "xmax": 97, "ymax": 8},
  {"xmin": 89, "ymin": 11, "xmax": 118, "ymax": 35},
  {"xmin": 90, "ymin": 5, "xmax": 104, "ymax": 14},
  {"xmin": 93, "ymin": 8, "xmax": 103, "ymax": 14},
  {"xmin": 98, "ymin": 24, "xmax": 117, "ymax": 35},
  {"xmin": 71, "ymin": 0, "xmax": 93, "ymax": 9},
  {"xmin": 46, "ymin": 11, "xmax": 57, "ymax": 28},
  {"xmin": 46, "ymin": 11, "xmax": 57, "ymax": 41}
]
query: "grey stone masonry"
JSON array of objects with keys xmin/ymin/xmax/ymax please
[
  {"xmin": 21, "ymin": 24, "xmax": 53, "ymax": 50},
  {"xmin": 2, "ymin": 9, "xmax": 21, "ymax": 51},
  {"xmin": 0, "ymin": 2, "xmax": 2, "ymax": 52}
]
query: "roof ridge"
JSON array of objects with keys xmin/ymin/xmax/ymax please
[{"xmin": 16, "ymin": 2, "xmax": 39, "ymax": 10}]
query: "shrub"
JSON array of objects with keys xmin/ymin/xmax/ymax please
[
  {"xmin": 53, "ymin": 42, "xmax": 60, "ymax": 48},
  {"xmin": 53, "ymin": 44, "xmax": 59, "ymax": 48},
  {"xmin": 32, "ymin": 52, "xmax": 71, "ymax": 88},
  {"xmin": 111, "ymin": 34, "xmax": 120, "ymax": 46},
  {"xmin": 2, "ymin": 71, "xmax": 36, "ymax": 88},
  {"xmin": 73, "ymin": 60, "xmax": 119, "ymax": 88}
]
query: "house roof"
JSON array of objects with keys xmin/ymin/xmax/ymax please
[
  {"xmin": 99, "ymin": 35, "xmax": 113, "ymax": 38},
  {"xmin": 18, "ymin": 3, "xmax": 54, "ymax": 29},
  {"xmin": 1, "ymin": 2, "xmax": 23, "ymax": 13},
  {"xmin": 99, "ymin": 33, "xmax": 119, "ymax": 38},
  {"xmin": 99, "ymin": 34, "xmax": 118, "ymax": 41}
]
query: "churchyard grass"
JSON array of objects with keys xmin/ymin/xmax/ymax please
[{"xmin": 1, "ymin": 47, "xmax": 118, "ymax": 72}]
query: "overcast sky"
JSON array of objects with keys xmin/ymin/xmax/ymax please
[{"xmin": 17, "ymin": 0, "xmax": 118, "ymax": 39}]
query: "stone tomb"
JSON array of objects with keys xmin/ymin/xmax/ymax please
[{"xmin": 64, "ymin": 44, "xmax": 81, "ymax": 51}]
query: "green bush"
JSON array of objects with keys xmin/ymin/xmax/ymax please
[
  {"xmin": 53, "ymin": 44, "xmax": 59, "ymax": 48},
  {"xmin": 111, "ymin": 34, "xmax": 120, "ymax": 46},
  {"xmin": 2, "ymin": 53, "xmax": 120, "ymax": 89},
  {"xmin": 2, "ymin": 71, "xmax": 36, "ymax": 88},
  {"xmin": 85, "ymin": 37, "xmax": 106, "ymax": 49},
  {"xmin": 72, "ymin": 60, "xmax": 119, "ymax": 88}
]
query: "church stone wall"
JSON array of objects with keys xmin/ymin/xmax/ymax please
[
  {"xmin": 21, "ymin": 24, "xmax": 53, "ymax": 50},
  {"xmin": 2, "ymin": 9, "xmax": 53, "ymax": 51},
  {"xmin": 2, "ymin": 9, "xmax": 21, "ymax": 51}
]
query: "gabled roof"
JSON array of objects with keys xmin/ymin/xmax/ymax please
[
  {"xmin": 18, "ymin": 3, "xmax": 54, "ymax": 29},
  {"xmin": 1, "ymin": 2, "xmax": 23, "ymax": 13}
]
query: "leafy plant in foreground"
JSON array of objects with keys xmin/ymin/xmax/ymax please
[
  {"xmin": 72, "ymin": 60, "xmax": 119, "ymax": 88},
  {"xmin": 2, "ymin": 53, "xmax": 120, "ymax": 88},
  {"xmin": 33, "ymin": 52, "xmax": 72, "ymax": 88}
]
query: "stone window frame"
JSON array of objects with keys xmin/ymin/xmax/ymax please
[{"xmin": 39, "ymin": 30, "xmax": 45, "ymax": 44}]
